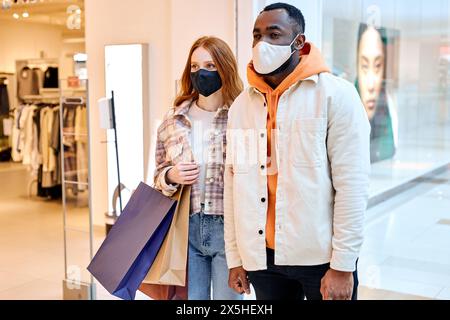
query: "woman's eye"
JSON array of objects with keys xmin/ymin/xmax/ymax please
[
  {"xmin": 253, "ymin": 34, "xmax": 261, "ymax": 40},
  {"xmin": 191, "ymin": 65, "xmax": 198, "ymax": 71},
  {"xmin": 271, "ymin": 33, "xmax": 280, "ymax": 39},
  {"xmin": 207, "ymin": 64, "xmax": 216, "ymax": 70}
]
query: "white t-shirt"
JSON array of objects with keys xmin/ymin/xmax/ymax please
[{"xmin": 188, "ymin": 101, "xmax": 217, "ymax": 206}]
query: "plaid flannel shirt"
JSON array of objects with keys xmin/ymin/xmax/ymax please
[{"xmin": 154, "ymin": 99, "xmax": 228, "ymax": 215}]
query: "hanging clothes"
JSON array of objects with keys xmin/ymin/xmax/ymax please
[
  {"xmin": 18, "ymin": 67, "xmax": 39, "ymax": 98},
  {"xmin": 32, "ymin": 68, "xmax": 44, "ymax": 92},
  {"xmin": 0, "ymin": 83, "xmax": 10, "ymax": 116},
  {"xmin": 62, "ymin": 104, "xmax": 77, "ymax": 194},
  {"xmin": 41, "ymin": 107, "xmax": 57, "ymax": 188},
  {"xmin": 22, "ymin": 105, "xmax": 37, "ymax": 165},
  {"xmin": 43, "ymin": 67, "xmax": 59, "ymax": 88},
  {"xmin": 17, "ymin": 106, "xmax": 31, "ymax": 158},
  {"xmin": 11, "ymin": 106, "xmax": 23, "ymax": 162},
  {"xmin": 75, "ymin": 105, "xmax": 88, "ymax": 191},
  {"xmin": 29, "ymin": 107, "xmax": 42, "ymax": 176},
  {"xmin": 50, "ymin": 107, "xmax": 61, "ymax": 185},
  {"xmin": 9, "ymin": 103, "xmax": 62, "ymax": 198}
]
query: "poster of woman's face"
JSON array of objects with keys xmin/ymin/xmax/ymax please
[
  {"xmin": 357, "ymin": 26, "xmax": 385, "ymax": 120},
  {"xmin": 356, "ymin": 23, "xmax": 397, "ymax": 163}
]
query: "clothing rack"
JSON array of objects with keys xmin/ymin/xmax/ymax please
[
  {"xmin": 8, "ymin": 102, "xmax": 64, "ymax": 199},
  {"xmin": 21, "ymin": 95, "xmax": 60, "ymax": 105},
  {"xmin": 62, "ymin": 97, "xmax": 85, "ymax": 105}
]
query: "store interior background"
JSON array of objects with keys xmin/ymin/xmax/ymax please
[{"xmin": 0, "ymin": 0, "xmax": 449, "ymax": 300}]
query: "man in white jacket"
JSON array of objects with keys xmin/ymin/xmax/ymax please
[{"xmin": 224, "ymin": 2, "xmax": 371, "ymax": 300}]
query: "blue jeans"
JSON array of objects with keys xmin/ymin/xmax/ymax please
[{"xmin": 188, "ymin": 212, "xmax": 242, "ymax": 300}]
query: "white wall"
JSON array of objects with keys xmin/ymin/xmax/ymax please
[
  {"xmin": 84, "ymin": 0, "xmax": 236, "ymax": 227},
  {"xmin": 85, "ymin": 0, "xmax": 171, "ymax": 226},
  {"xmin": 0, "ymin": 19, "xmax": 63, "ymax": 72},
  {"xmin": 170, "ymin": 0, "xmax": 236, "ymax": 93},
  {"xmin": 60, "ymin": 41, "xmax": 86, "ymax": 79}
]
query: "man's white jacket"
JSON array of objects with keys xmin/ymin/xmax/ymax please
[{"xmin": 224, "ymin": 72, "xmax": 371, "ymax": 272}]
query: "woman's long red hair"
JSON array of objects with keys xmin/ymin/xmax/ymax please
[{"xmin": 174, "ymin": 36, "xmax": 243, "ymax": 107}]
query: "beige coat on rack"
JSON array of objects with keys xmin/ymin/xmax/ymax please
[
  {"xmin": 75, "ymin": 106, "xmax": 88, "ymax": 190},
  {"xmin": 41, "ymin": 107, "xmax": 57, "ymax": 188}
]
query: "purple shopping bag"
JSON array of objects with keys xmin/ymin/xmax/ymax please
[{"xmin": 87, "ymin": 182, "xmax": 176, "ymax": 300}]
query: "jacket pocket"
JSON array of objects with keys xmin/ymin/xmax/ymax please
[
  {"xmin": 232, "ymin": 138, "xmax": 252, "ymax": 174},
  {"xmin": 290, "ymin": 118, "xmax": 327, "ymax": 168}
]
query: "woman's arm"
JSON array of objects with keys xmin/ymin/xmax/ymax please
[{"xmin": 153, "ymin": 124, "xmax": 179, "ymax": 197}]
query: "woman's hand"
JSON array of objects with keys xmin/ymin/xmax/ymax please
[{"xmin": 166, "ymin": 162, "xmax": 200, "ymax": 185}]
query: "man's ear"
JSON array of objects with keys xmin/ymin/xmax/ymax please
[
  {"xmin": 296, "ymin": 34, "xmax": 306, "ymax": 50},
  {"xmin": 292, "ymin": 34, "xmax": 305, "ymax": 51}
]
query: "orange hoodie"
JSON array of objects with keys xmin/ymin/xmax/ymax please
[{"xmin": 247, "ymin": 42, "xmax": 330, "ymax": 250}]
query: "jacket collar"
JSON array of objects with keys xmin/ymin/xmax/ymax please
[
  {"xmin": 249, "ymin": 74, "xmax": 319, "ymax": 96},
  {"xmin": 172, "ymin": 99, "xmax": 229, "ymax": 117}
]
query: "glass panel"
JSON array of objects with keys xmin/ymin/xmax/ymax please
[
  {"xmin": 322, "ymin": 0, "xmax": 450, "ymax": 197},
  {"xmin": 59, "ymin": 78, "xmax": 93, "ymax": 288},
  {"xmin": 65, "ymin": 228, "xmax": 92, "ymax": 284},
  {"xmin": 64, "ymin": 183, "xmax": 90, "ymax": 233}
]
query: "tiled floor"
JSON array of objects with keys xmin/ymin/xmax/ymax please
[
  {"xmin": 358, "ymin": 169, "xmax": 450, "ymax": 300},
  {"xmin": 1, "ymin": 163, "xmax": 450, "ymax": 300}
]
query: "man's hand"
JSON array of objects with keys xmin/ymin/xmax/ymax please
[
  {"xmin": 320, "ymin": 269, "xmax": 354, "ymax": 300},
  {"xmin": 228, "ymin": 266, "xmax": 251, "ymax": 295}
]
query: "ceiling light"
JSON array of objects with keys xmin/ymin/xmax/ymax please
[
  {"xmin": 22, "ymin": 12, "xmax": 29, "ymax": 18},
  {"xmin": 12, "ymin": 13, "xmax": 19, "ymax": 19}
]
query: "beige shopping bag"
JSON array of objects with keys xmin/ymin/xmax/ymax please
[{"xmin": 142, "ymin": 185, "xmax": 191, "ymax": 286}]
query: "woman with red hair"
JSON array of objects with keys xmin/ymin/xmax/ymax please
[{"xmin": 154, "ymin": 36, "xmax": 243, "ymax": 300}]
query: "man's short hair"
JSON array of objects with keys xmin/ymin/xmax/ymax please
[{"xmin": 262, "ymin": 2, "xmax": 306, "ymax": 35}]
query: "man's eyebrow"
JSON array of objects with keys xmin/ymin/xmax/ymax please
[
  {"xmin": 253, "ymin": 25, "xmax": 283, "ymax": 33},
  {"xmin": 266, "ymin": 25, "xmax": 283, "ymax": 31}
]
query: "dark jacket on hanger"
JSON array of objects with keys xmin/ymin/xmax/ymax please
[
  {"xmin": 0, "ymin": 83, "xmax": 10, "ymax": 116},
  {"xmin": 43, "ymin": 67, "xmax": 59, "ymax": 88}
]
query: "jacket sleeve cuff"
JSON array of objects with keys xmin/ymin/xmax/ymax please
[
  {"xmin": 330, "ymin": 250, "xmax": 358, "ymax": 272},
  {"xmin": 158, "ymin": 166, "xmax": 179, "ymax": 196},
  {"xmin": 225, "ymin": 250, "xmax": 243, "ymax": 270}
]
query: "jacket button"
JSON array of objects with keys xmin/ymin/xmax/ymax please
[
  {"xmin": 260, "ymin": 133, "xmax": 265, "ymax": 138},
  {"xmin": 258, "ymin": 230, "xmax": 264, "ymax": 235},
  {"xmin": 261, "ymin": 197, "xmax": 266, "ymax": 203},
  {"xmin": 261, "ymin": 165, "xmax": 265, "ymax": 170}
]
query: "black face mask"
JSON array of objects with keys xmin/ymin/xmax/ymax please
[{"xmin": 190, "ymin": 69, "xmax": 222, "ymax": 97}]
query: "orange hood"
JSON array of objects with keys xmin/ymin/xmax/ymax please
[{"xmin": 247, "ymin": 42, "xmax": 330, "ymax": 93}]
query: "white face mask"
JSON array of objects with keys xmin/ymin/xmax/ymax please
[{"xmin": 252, "ymin": 34, "xmax": 301, "ymax": 75}]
